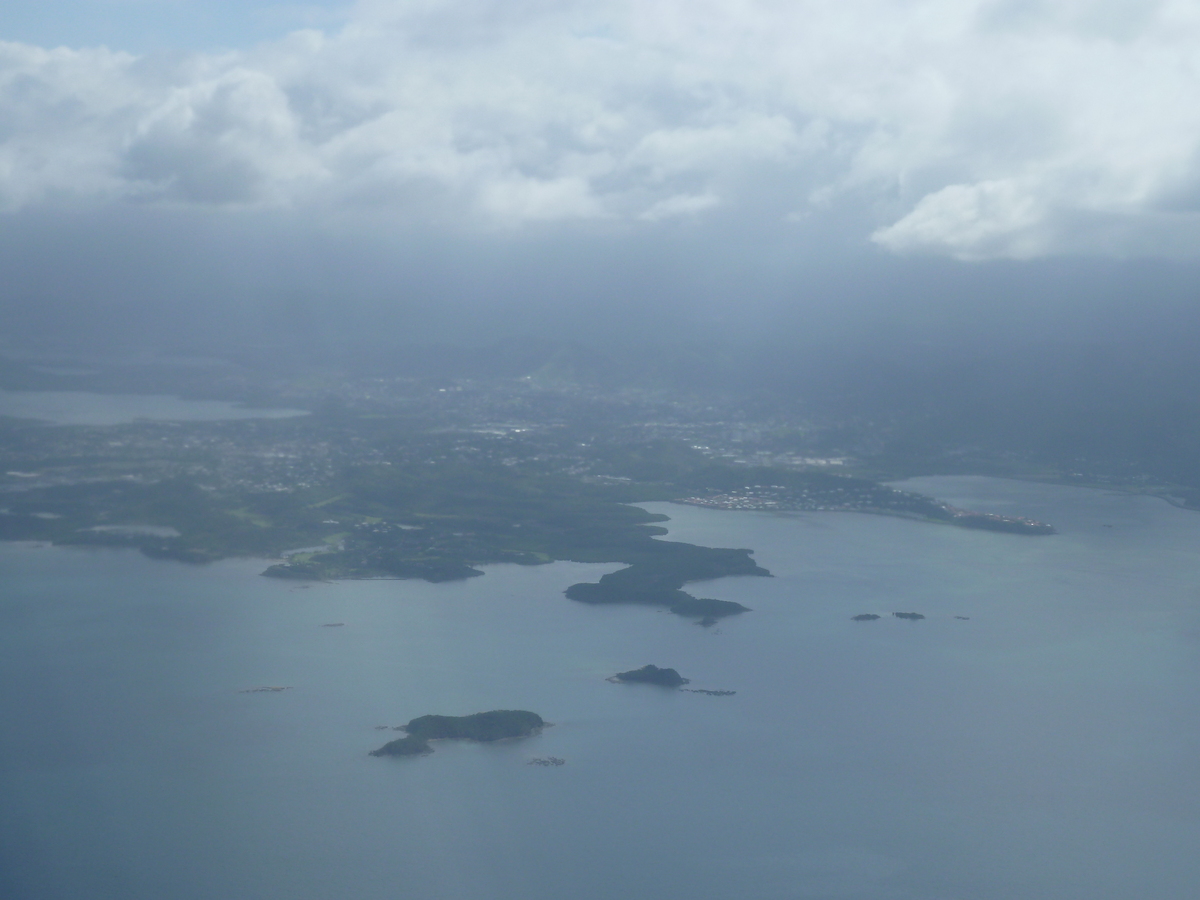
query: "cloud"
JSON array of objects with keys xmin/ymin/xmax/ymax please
[
  {"xmin": 638, "ymin": 192, "xmax": 719, "ymax": 221},
  {"xmin": 2, "ymin": 1, "xmax": 1200, "ymax": 258},
  {"xmin": 872, "ymin": 179, "xmax": 1050, "ymax": 260},
  {"xmin": 122, "ymin": 64, "xmax": 324, "ymax": 203}
]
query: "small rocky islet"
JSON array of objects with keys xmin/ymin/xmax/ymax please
[
  {"xmin": 370, "ymin": 710, "xmax": 545, "ymax": 758},
  {"xmin": 608, "ymin": 664, "xmax": 736, "ymax": 694},
  {"xmin": 852, "ymin": 612, "xmax": 973, "ymax": 621}
]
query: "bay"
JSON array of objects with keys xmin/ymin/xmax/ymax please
[
  {"xmin": 0, "ymin": 390, "xmax": 307, "ymax": 425},
  {"xmin": 1, "ymin": 476, "xmax": 1198, "ymax": 899}
]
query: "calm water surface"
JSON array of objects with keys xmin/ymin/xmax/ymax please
[
  {"xmin": 0, "ymin": 390, "xmax": 307, "ymax": 425},
  {"xmin": 1, "ymin": 476, "xmax": 1198, "ymax": 899}
]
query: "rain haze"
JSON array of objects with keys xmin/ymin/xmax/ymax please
[
  {"xmin": 3, "ymin": 1, "xmax": 1200, "ymax": 353},
  {"xmin": 2, "ymin": 4, "xmax": 1200, "ymax": 900}
]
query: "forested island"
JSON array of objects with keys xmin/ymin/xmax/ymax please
[
  {"xmin": 564, "ymin": 548, "xmax": 759, "ymax": 619},
  {"xmin": 608, "ymin": 664, "xmax": 690, "ymax": 687},
  {"xmin": 370, "ymin": 710, "xmax": 545, "ymax": 757}
]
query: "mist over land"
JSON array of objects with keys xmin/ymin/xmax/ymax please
[
  {"xmin": 9, "ymin": 195, "xmax": 1200, "ymax": 502},
  {"xmin": 9, "ymin": 237, "xmax": 1200, "ymax": 504}
]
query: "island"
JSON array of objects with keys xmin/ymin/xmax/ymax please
[
  {"xmin": 370, "ymin": 710, "xmax": 545, "ymax": 758},
  {"xmin": 369, "ymin": 734, "xmax": 432, "ymax": 757},
  {"xmin": 668, "ymin": 596, "xmax": 751, "ymax": 619},
  {"xmin": 563, "ymin": 544, "xmax": 762, "ymax": 620},
  {"xmin": 608, "ymin": 664, "xmax": 690, "ymax": 687},
  {"xmin": 851, "ymin": 613, "xmax": 881, "ymax": 621},
  {"xmin": 893, "ymin": 612, "xmax": 925, "ymax": 620}
]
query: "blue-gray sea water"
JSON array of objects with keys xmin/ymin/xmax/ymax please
[{"xmin": 2, "ymin": 477, "xmax": 1198, "ymax": 899}]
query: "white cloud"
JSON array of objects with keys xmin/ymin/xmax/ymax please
[
  {"xmin": 478, "ymin": 175, "xmax": 602, "ymax": 221},
  {"xmin": 122, "ymin": 65, "xmax": 325, "ymax": 203},
  {"xmin": 0, "ymin": 41, "xmax": 142, "ymax": 208},
  {"xmin": 872, "ymin": 179, "xmax": 1048, "ymax": 259},
  {"xmin": 3, "ymin": 1, "xmax": 1200, "ymax": 258}
]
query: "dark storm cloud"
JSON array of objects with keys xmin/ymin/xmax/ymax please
[{"xmin": 4, "ymin": 195, "xmax": 1198, "ymax": 366}]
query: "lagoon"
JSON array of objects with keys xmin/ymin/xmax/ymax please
[{"xmin": 1, "ymin": 477, "xmax": 1198, "ymax": 899}]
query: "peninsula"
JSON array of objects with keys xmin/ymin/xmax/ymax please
[
  {"xmin": 0, "ymin": 359, "xmax": 1062, "ymax": 634},
  {"xmin": 677, "ymin": 487, "xmax": 1055, "ymax": 535}
]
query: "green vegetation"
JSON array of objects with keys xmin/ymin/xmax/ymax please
[
  {"xmin": 370, "ymin": 710, "xmax": 545, "ymax": 757},
  {"xmin": 563, "ymin": 544, "xmax": 762, "ymax": 617},
  {"xmin": 609, "ymin": 665, "xmax": 689, "ymax": 687},
  {"xmin": 663, "ymin": 596, "xmax": 750, "ymax": 618},
  {"xmin": 403, "ymin": 710, "xmax": 545, "ymax": 741},
  {"xmin": 368, "ymin": 734, "xmax": 432, "ymax": 757},
  {"xmin": 252, "ymin": 458, "xmax": 771, "ymax": 612},
  {"xmin": 0, "ymin": 364, "xmax": 1058, "ymax": 628},
  {"xmin": 0, "ymin": 425, "xmax": 776, "ymax": 618},
  {"xmin": 0, "ymin": 477, "xmax": 312, "ymax": 562}
]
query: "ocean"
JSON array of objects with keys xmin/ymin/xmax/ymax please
[{"xmin": 1, "ymin": 476, "xmax": 1198, "ymax": 899}]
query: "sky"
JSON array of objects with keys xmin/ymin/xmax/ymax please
[{"xmin": 3, "ymin": 0, "xmax": 1200, "ymax": 356}]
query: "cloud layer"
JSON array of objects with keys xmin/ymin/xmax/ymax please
[{"xmin": 4, "ymin": 0, "xmax": 1200, "ymax": 259}]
